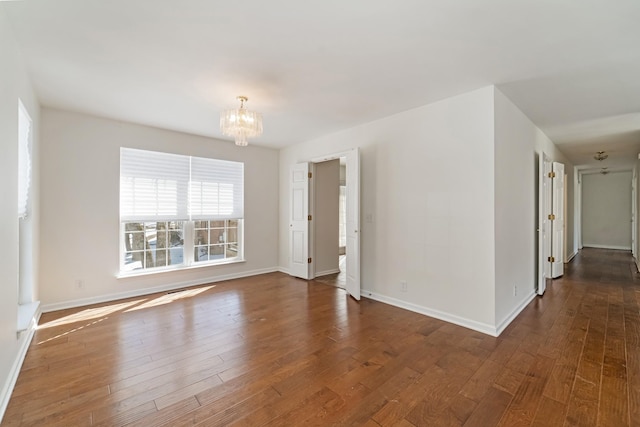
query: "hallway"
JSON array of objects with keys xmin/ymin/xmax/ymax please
[{"xmin": 506, "ymin": 247, "xmax": 640, "ymax": 426}]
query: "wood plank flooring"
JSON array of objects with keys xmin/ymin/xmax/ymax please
[{"xmin": 3, "ymin": 248, "xmax": 640, "ymax": 426}]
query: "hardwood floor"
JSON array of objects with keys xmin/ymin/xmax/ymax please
[
  {"xmin": 314, "ymin": 255, "xmax": 347, "ymax": 289},
  {"xmin": 3, "ymin": 248, "xmax": 639, "ymax": 426}
]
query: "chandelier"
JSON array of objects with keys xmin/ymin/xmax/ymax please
[{"xmin": 220, "ymin": 96, "xmax": 263, "ymax": 146}]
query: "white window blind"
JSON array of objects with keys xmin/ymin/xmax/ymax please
[
  {"xmin": 120, "ymin": 148, "xmax": 244, "ymax": 221},
  {"xmin": 18, "ymin": 101, "xmax": 32, "ymax": 218},
  {"xmin": 190, "ymin": 156, "xmax": 244, "ymax": 220}
]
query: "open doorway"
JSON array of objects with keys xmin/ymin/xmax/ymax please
[
  {"xmin": 313, "ymin": 157, "xmax": 347, "ymax": 289},
  {"xmin": 288, "ymin": 148, "xmax": 360, "ymax": 299}
]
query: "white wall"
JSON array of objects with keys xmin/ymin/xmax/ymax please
[
  {"xmin": 280, "ymin": 87, "xmax": 497, "ymax": 332},
  {"xmin": 493, "ymin": 89, "xmax": 575, "ymax": 326},
  {"xmin": 313, "ymin": 159, "xmax": 339, "ymax": 276},
  {"xmin": 582, "ymin": 171, "xmax": 632, "ymax": 249},
  {"xmin": 0, "ymin": 5, "xmax": 41, "ymax": 419},
  {"xmin": 493, "ymin": 89, "xmax": 539, "ymax": 327},
  {"xmin": 39, "ymin": 109, "xmax": 279, "ymax": 308}
]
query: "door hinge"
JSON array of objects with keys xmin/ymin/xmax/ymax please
[
  {"xmin": 308, "ymin": 172, "xmax": 312, "ymax": 179},
  {"xmin": 308, "ymin": 257, "xmax": 312, "ymax": 264},
  {"xmin": 548, "ymin": 214, "xmax": 555, "ymax": 220},
  {"xmin": 308, "ymin": 215, "xmax": 312, "ymax": 221},
  {"xmin": 548, "ymin": 256, "xmax": 555, "ymax": 262},
  {"xmin": 548, "ymin": 171, "xmax": 556, "ymax": 178}
]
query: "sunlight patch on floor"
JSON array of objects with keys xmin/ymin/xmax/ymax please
[
  {"xmin": 124, "ymin": 285, "xmax": 215, "ymax": 312},
  {"xmin": 38, "ymin": 300, "xmax": 145, "ymax": 329}
]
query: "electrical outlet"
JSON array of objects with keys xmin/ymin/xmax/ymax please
[
  {"xmin": 400, "ymin": 281, "xmax": 408, "ymax": 292},
  {"xmin": 76, "ymin": 279, "xmax": 84, "ymax": 289}
]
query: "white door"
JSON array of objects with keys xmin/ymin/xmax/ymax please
[
  {"xmin": 289, "ymin": 163, "xmax": 312, "ymax": 279},
  {"xmin": 551, "ymin": 162, "xmax": 565, "ymax": 278},
  {"xmin": 345, "ymin": 149, "xmax": 360, "ymax": 300},
  {"xmin": 538, "ymin": 154, "xmax": 552, "ymax": 295}
]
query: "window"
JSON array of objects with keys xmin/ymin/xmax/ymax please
[
  {"xmin": 120, "ymin": 148, "xmax": 244, "ymax": 273},
  {"xmin": 18, "ymin": 100, "xmax": 32, "ymax": 218},
  {"xmin": 339, "ymin": 185, "xmax": 346, "ymax": 250},
  {"xmin": 123, "ymin": 221, "xmax": 185, "ymax": 270},
  {"xmin": 194, "ymin": 219, "xmax": 239, "ymax": 262}
]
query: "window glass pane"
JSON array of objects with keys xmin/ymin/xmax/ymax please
[
  {"xmin": 210, "ymin": 228, "xmax": 225, "ymax": 245},
  {"xmin": 123, "ymin": 221, "xmax": 184, "ymax": 271},
  {"xmin": 228, "ymin": 219, "xmax": 238, "ymax": 228},
  {"xmin": 226, "ymin": 244, "xmax": 238, "ymax": 258},
  {"xmin": 169, "ymin": 247, "xmax": 183, "ymax": 265},
  {"xmin": 211, "ymin": 220, "xmax": 225, "ymax": 228},
  {"xmin": 195, "ymin": 246, "xmax": 208, "ymax": 262},
  {"xmin": 126, "ymin": 231, "xmax": 145, "ymax": 251},
  {"xmin": 124, "ymin": 251, "xmax": 144, "ymax": 270},
  {"xmin": 169, "ymin": 226, "xmax": 183, "ymax": 247},
  {"xmin": 125, "ymin": 222, "xmax": 144, "ymax": 232},
  {"xmin": 154, "ymin": 248, "xmax": 168, "ymax": 267},
  {"xmin": 210, "ymin": 244, "xmax": 224, "ymax": 260},
  {"xmin": 144, "ymin": 249, "xmax": 155, "ymax": 268},
  {"xmin": 144, "ymin": 223, "xmax": 160, "ymax": 268},
  {"xmin": 194, "ymin": 220, "xmax": 208, "ymax": 229},
  {"xmin": 195, "ymin": 229, "xmax": 209, "ymax": 245},
  {"xmin": 155, "ymin": 222, "xmax": 168, "ymax": 249},
  {"xmin": 227, "ymin": 227, "xmax": 237, "ymax": 243}
]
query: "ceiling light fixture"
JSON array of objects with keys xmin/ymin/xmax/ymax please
[
  {"xmin": 600, "ymin": 167, "xmax": 609, "ymax": 175},
  {"xmin": 594, "ymin": 151, "xmax": 608, "ymax": 161},
  {"xmin": 220, "ymin": 96, "xmax": 263, "ymax": 147}
]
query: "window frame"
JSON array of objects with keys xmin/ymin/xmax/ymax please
[
  {"xmin": 119, "ymin": 219, "xmax": 245, "ymax": 276},
  {"xmin": 118, "ymin": 148, "xmax": 245, "ymax": 276}
]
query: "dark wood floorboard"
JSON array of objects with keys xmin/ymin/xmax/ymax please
[{"xmin": 2, "ymin": 247, "xmax": 640, "ymax": 426}]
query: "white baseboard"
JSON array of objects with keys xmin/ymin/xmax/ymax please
[
  {"xmin": 361, "ymin": 290, "xmax": 499, "ymax": 336},
  {"xmin": 0, "ymin": 307, "xmax": 41, "ymax": 424},
  {"xmin": 278, "ymin": 266, "xmax": 290, "ymax": 275},
  {"xmin": 566, "ymin": 251, "xmax": 578, "ymax": 263},
  {"xmin": 582, "ymin": 244, "xmax": 631, "ymax": 251},
  {"xmin": 495, "ymin": 291, "xmax": 537, "ymax": 336},
  {"xmin": 41, "ymin": 267, "xmax": 280, "ymax": 313},
  {"xmin": 315, "ymin": 268, "xmax": 340, "ymax": 277}
]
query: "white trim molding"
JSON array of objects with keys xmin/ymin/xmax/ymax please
[
  {"xmin": 362, "ymin": 290, "xmax": 499, "ymax": 336},
  {"xmin": 278, "ymin": 266, "xmax": 291, "ymax": 275},
  {"xmin": 42, "ymin": 267, "xmax": 279, "ymax": 313},
  {"xmin": 314, "ymin": 268, "xmax": 340, "ymax": 277},
  {"xmin": 582, "ymin": 244, "xmax": 631, "ymax": 251},
  {"xmin": 494, "ymin": 291, "xmax": 537, "ymax": 336},
  {"xmin": 1, "ymin": 307, "xmax": 41, "ymax": 423}
]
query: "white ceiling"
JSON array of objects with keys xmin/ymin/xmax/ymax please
[{"xmin": 4, "ymin": 0, "xmax": 640, "ymax": 171}]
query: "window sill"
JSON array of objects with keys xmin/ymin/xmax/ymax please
[
  {"xmin": 117, "ymin": 258, "xmax": 246, "ymax": 279},
  {"xmin": 18, "ymin": 301, "xmax": 40, "ymax": 332}
]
